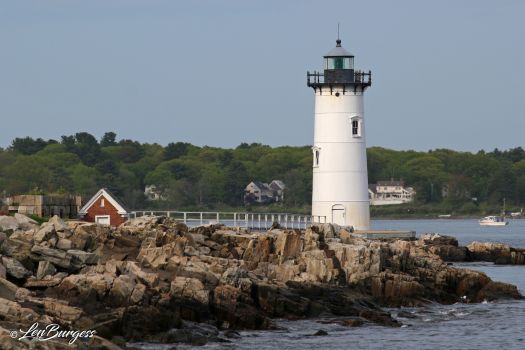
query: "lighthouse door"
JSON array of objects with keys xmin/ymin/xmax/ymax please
[{"xmin": 331, "ymin": 205, "xmax": 346, "ymax": 225}]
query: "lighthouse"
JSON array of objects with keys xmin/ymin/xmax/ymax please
[{"xmin": 307, "ymin": 38, "xmax": 372, "ymax": 230}]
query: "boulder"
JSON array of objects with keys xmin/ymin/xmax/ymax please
[
  {"xmin": 130, "ymin": 283, "xmax": 146, "ymax": 304},
  {"xmin": 1, "ymin": 237, "xmax": 33, "ymax": 263},
  {"xmin": 137, "ymin": 241, "xmax": 182, "ymax": 269},
  {"xmin": 67, "ymin": 249, "xmax": 99, "ymax": 265},
  {"xmin": 467, "ymin": 241, "xmax": 525, "ymax": 264},
  {"xmin": 368, "ymin": 272, "xmax": 425, "ymax": 304},
  {"xmin": 0, "ymin": 277, "xmax": 19, "ymax": 300},
  {"xmin": 36, "ymin": 261, "xmax": 57, "ymax": 279},
  {"xmin": 34, "ymin": 222, "xmax": 57, "ymax": 243},
  {"xmin": 56, "ymin": 238, "xmax": 73, "ymax": 250},
  {"xmin": 0, "ymin": 260, "xmax": 5, "ymax": 279},
  {"xmin": 419, "ymin": 233, "xmax": 459, "ymax": 246},
  {"xmin": 69, "ymin": 225, "xmax": 95, "ymax": 250},
  {"xmin": 304, "ymin": 226, "xmax": 322, "ymax": 251},
  {"xmin": 0, "ymin": 297, "xmax": 40, "ymax": 325},
  {"xmin": 14, "ymin": 213, "xmax": 38, "ymax": 230},
  {"xmin": 475, "ymin": 281, "xmax": 522, "ymax": 301},
  {"xmin": 243, "ymin": 235, "xmax": 274, "ymax": 263},
  {"xmin": 275, "ymin": 230, "xmax": 303, "ymax": 259},
  {"xmin": 109, "ymin": 274, "xmax": 136, "ymax": 306},
  {"xmin": 170, "ymin": 277, "xmax": 210, "ymax": 305},
  {"xmin": 1, "ymin": 256, "xmax": 31, "ymax": 279},
  {"xmin": 48, "ymin": 215, "xmax": 70, "ymax": 233},
  {"xmin": 43, "ymin": 298, "xmax": 83, "ymax": 323},
  {"xmin": 0, "ymin": 216, "xmax": 19, "ymax": 232},
  {"xmin": 118, "ymin": 261, "xmax": 159, "ymax": 288},
  {"xmin": 25, "ymin": 273, "xmax": 67, "ymax": 288},
  {"xmin": 56, "ymin": 273, "xmax": 114, "ymax": 302},
  {"xmin": 30, "ymin": 245, "xmax": 72, "ymax": 269}
]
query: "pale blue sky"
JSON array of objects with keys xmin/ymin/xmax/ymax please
[{"xmin": 1, "ymin": 0, "xmax": 524, "ymax": 151}]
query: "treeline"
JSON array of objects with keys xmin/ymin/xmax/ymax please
[
  {"xmin": 1, "ymin": 132, "xmax": 524, "ymax": 214},
  {"xmin": 0, "ymin": 133, "xmax": 311, "ymax": 211}
]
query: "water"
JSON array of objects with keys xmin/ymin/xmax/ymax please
[
  {"xmin": 137, "ymin": 219, "xmax": 525, "ymax": 350},
  {"xmin": 371, "ymin": 218, "xmax": 525, "ymax": 248}
]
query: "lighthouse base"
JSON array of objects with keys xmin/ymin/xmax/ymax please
[{"xmin": 312, "ymin": 201, "xmax": 370, "ymax": 230}]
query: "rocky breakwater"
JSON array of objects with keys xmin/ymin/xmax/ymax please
[
  {"xmin": 0, "ymin": 215, "xmax": 522, "ymax": 349},
  {"xmin": 417, "ymin": 232, "xmax": 525, "ymax": 265}
]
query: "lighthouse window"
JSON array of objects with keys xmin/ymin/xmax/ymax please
[
  {"xmin": 352, "ymin": 120, "xmax": 359, "ymax": 135},
  {"xmin": 325, "ymin": 57, "xmax": 353, "ymax": 70},
  {"xmin": 312, "ymin": 147, "xmax": 320, "ymax": 167},
  {"xmin": 334, "ymin": 57, "xmax": 344, "ymax": 69},
  {"xmin": 351, "ymin": 117, "xmax": 361, "ymax": 137}
]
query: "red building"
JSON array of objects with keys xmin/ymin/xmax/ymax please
[{"xmin": 78, "ymin": 188, "xmax": 129, "ymax": 226}]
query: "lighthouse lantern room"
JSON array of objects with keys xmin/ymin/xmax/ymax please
[{"xmin": 307, "ymin": 38, "xmax": 372, "ymax": 230}]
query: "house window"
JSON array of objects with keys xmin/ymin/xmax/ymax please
[
  {"xmin": 100, "ymin": 198, "xmax": 105, "ymax": 208},
  {"xmin": 351, "ymin": 116, "xmax": 361, "ymax": 137},
  {"xmin": 312, "ymin": 146, "xmax": 321, "ymax": 167}
]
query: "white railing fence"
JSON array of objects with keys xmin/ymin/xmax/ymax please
[{"xmin": 128, "ymin": 211, "xmax": 326, "ymax": 230}]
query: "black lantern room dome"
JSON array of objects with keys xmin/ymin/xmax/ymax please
[
  {"xmin": 325, "ymin": 39, "xmax": 354, "ymax": 57},
  {"xmin": 324, "ymin": 39, "xmax": 354, "ymax": 73},
  {"xmin": 307, "ymin": 38, "xmax": 371, "ymax": 91}
]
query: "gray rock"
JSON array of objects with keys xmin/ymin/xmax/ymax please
[
  {"xmin": 420, "ymin": 233, "xmax": 459, "ymax": 247},
  {"xmin": 319, "ymin": 223, "xmax": 336, "ymax": 239},
  {"xmin": 34, "ymin": 224, "xmax": 56, "ymax": 243},
  {"xmin": 109, "ymin": 274, "xmax": 136, "ymax": 306},
  {"xmin": 0, "ymin": 277, "xmax": 19, "ymax": 300},
  {"xmin": 0, "ymin": 216, "xmax": 19, "ymax": 231},
  {"xmin": 69, "ymin": 225, "xmax": 92, "ymax": 250},
  {"xmin": 56, "ymin": 238, "xmax": 73, "ymax": 250},
  {"xmin": 1, "ymin": 256, "xmax": 31, "ymax": 279},
  {"xmin": 14, "ymin": 213, "xmax": 38, "ymax": 230},
  {"xmin": 57, "ymin": 230, "xmax": 73, "ymax": 239},
  {"xmin": 24, "ymin": 272, "xmax": 67, "ymax": 288},
  {"xmin": 48, "ymin": 215, "xmax": 69, "ymax": 232},
  {"xmin": 30, "ymin": 245, "xmax": 72, "ymax": 269},
  {"xmin": 0, "ymin": 232, "xmax": 6, "ymax": 248},
  {"xmin": 36, "ymin": 261, "xmax": 57, "ymax": 279},
  {"xmin": 67, "ymin": 249, "xmax": 99, "ymax": 265}
]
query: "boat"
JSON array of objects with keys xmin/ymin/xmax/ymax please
[{"xmin": 479, "ymin": 216, "xmax": 508, "ymax": 226}]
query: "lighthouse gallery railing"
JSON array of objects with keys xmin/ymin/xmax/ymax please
[{"xmin": 307, "ymin": 70, "xmax": 372, "ymax": 85}]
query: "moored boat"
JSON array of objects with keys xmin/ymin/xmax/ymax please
[{"xmin": 479, "ymin": 216, "xmax": 508, "ymax": 226}]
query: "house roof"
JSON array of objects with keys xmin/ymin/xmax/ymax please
[
  {"xmin": 249, "ymin": 181, "xmax": 270, "ymax": 190},
  {"xmin": 78, "ymin": 188, "xmax": 128, "ymax": 215},
  {"xmin": 377, "ymin": 180, "xmax": 405, "ymax": 187},
  {"xmin": 325, "ymin": 39, "xmax": 354, "ymax": 57},
  {"xmin": 368, "ymin": 184, "xmax": 377, "ymax": 193},
  {"xmin": 269, "ymin": 180, "xmax": 285, "ymax": 190}
]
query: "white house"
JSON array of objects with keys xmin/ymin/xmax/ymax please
[
  {"xmin": 369, "ymin": 180, "xmax": 415, "ymax": 205},
  {"xmin": 144, "ymin": 185, "xmax": 167, "ymax": 201}
]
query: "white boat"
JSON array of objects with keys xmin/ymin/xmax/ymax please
[{"xmin": 479, "ymin": 216, "xmax": 508, "ymax": 226}]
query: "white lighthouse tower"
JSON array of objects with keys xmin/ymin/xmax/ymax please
[{"xmin": 307, "ymin": 38, "xmax": 372, "ymax": 230}]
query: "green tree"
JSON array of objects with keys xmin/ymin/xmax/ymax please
[
  {"xmin": 100, "ymin": 132, "xmax": 117, "ymax": 147},
  {"xmin": 10, "ymin": 137, "xmax": 55, "ymax": 155},
  {"xmin": 405, "ymin": 156, "xmax": 447, "ymax": 202}
]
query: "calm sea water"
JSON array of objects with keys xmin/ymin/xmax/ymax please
[
  {"xmin": 134, "ymin": 219, "xmax": 525, "ymax": 350},
  {"xmin": 371, "ymin": 218, "xmax": 525, "ymax": 248}
]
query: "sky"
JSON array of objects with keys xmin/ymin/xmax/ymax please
[{"xmin": 1, "ymin": 0, "xmax": 524, "ymax": 152}]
